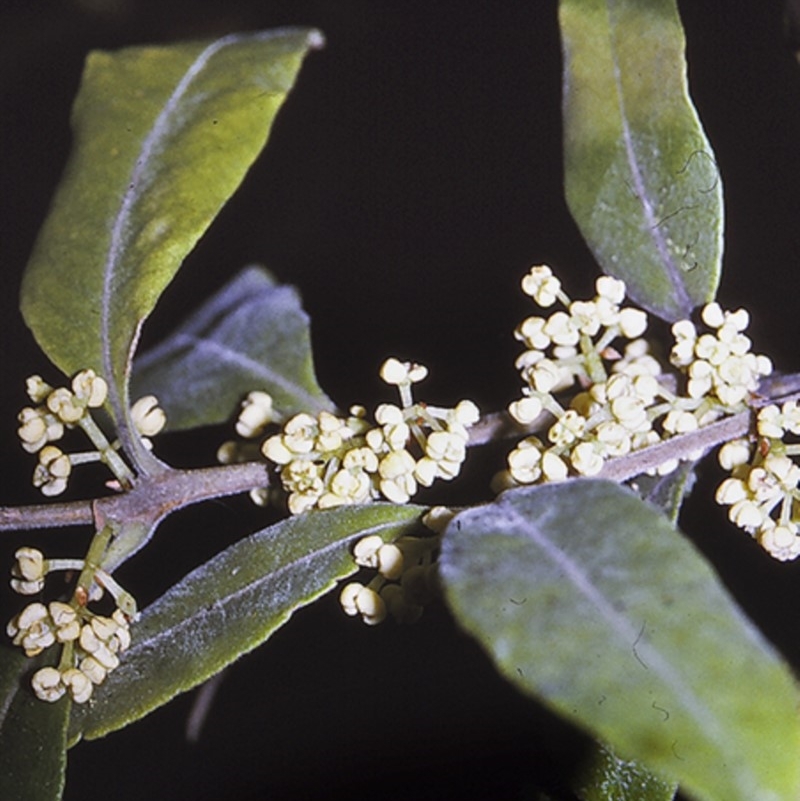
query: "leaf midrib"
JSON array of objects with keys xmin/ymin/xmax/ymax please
[
  {"xmin": 501, "ymin": 498, "xmax": 756, "ymax": 793},
  {"xmin": 605, "ymin": 0, "xmax": 692, "ymax": 314}
]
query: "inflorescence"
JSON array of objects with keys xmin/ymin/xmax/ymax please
[
  {"xmin": 8, "ymin": 270, "xmax": 800, "ymax": 690},
  {"xmin": 219, "ymin": 358, "xmax": 480, "ymax": 514},
  {"xmin": 16, "ymin": 369, "xmax": 167, "ymax": 495},
  {"xmin": 501, "ymin": 264, "xmax": 800, "ymax": 562},
  {"xmin": 338, "ymin": 506, "xmax": 452, "ymax": 625},
  {"xmin": 8, "ymin": 369, "xmax": 162, "ymax": 702},
  {"xmin": 715, "ymin": 402, "xmax": 800, "ymax": 561},
  {"xmin": 7, "ymin": 546, "xmax": 136, "ymax": 703},
  {"xmin": 501, "ymin": 265, "xmax": 771, "ymax": 485}
]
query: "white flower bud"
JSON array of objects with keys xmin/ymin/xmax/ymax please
[
  {"xmin": 759, "ymin": 524, "xmax": 800, "ymax": 562},
  {"xmin": 17, "ymin": 407, "xmax": 64, "ymax": 454},
  {"xmin": 9, "ymin": 602, "xmax": 56, "ymax": 656},
  {"xmin": 595, "ymin": 275, "xmax": 626, "ymax": 304},
  {"xmin": 569, "ymin": 300, "xmax": 601, "ymax": 336},
  {"xmin": 355, "ymin": 586, "xmax": 387, "ymax": 625},
  {"xmin": 718, "ymin": 439, "xmax": 752, "ymax": 471},
  {"xmin": 715, "ymin": 477, "xmax": 748, "ymax": 506},
  {"xmin": 521, "ymin": 265, "xmax": 561, "ymax": 307},
  {"xmin": 47, "ymin": 388, "xmax": 84, "ymax": 424},
  {"xmin": 79, "ymin": 656, "xmax": 108, "ymax": 685},
  {"xmin": 261, "ymin": 435, "xmax": 293, "ymax": 464},
  {"xmin": 380, "ymin": 358, "xmax": 406, "ymax": 384},
  {"xmin": 414, "ymin": 457, "xmax": 438, "ymax": 486},
  {"xmin": 701, "ymin": 302, "xmax": 725, "ymax": 328},
  {"xmin": 62, "ymin": 667, "xmax": 93, "ymax": 703},
  {"xmin": 426, "ymin": 431, "xmax": 466, "ymax": 464},
  {"xmin": 71, "ymin": 369, "xmax": 108, "ymax": 407},
  {"xmin": 10, "ymin": 547, "xmax": 47, "ymax": 594},
  {"xmin": 422, "ymin": 505, "xmax": 455, "ymax": 534},
  {"xmin": 339, "ymin": 582, "xmax": 387, "ymax": 625},
  {"xmin": 547, "ymin": 410, "xmax": 585, "ymax": 447},
  {"xmin": 342, "ymin": 447, "xmax": 379, "ymax": 473},
  {"xmin": 509, "ymin": 396, "xmax": 543, "ymax": 425},
  {"xmin": 235, "ymin": 391, "xmax": 274, "ymax": 438},
  {"xmin": 26, "ymin": 375, "xmax": 53, "ymax": 404},
  {"xmin": 131, "ymin": 395, "xmax": 167, "ymax": 437},
  {"xmin": 49, "ymin": 601, "xmax": 80, "ymax": 642},
  {"xmin": 729, "ymin": 499, "xmax": 766, "ymax": 532},
  {"xmin": 618, "ymin": 307, "xmax": 648, "ymax": 339},
  {"xmin": 31, "ymin": 667, "xmax": 65, "ymax": 702},
  {"xmin": 452, "ymin": 400, "xmax": 480, "ymax": 427},
  {"xmin": 377, "ymin": 543, "xmax": 404, "ymax": 580},
  {"xmin": 781, "ymin": 401, "xmax": 800, "ymax": 435},
  {"xmin": 515, "ymin": 316, "xmax": 550, "ymax": 349},
  {"xmin": 541, "ymin": 450, "xmax": 568, "ymax": 482},
  {"xmin": 570, "ymin": 442, "xmax": 604, "ymax": 476},
  {"xmin": 530, "ymin": 359, "xmax": 568, "ymax": 394},
  {"xmin": 507, "ymin": 439, "xmax": 543, "ymax": 484},
  {"xmin": 662, "ymin": 409, "xmax": 699, "ymax": 435},
  {"xmin": 406, "ymin": 363, "xmax": 429, "ymax": 383},
  {"xmin": 33, "ymin": 446, "xmax": 72, "ymax": 497},
  {"xmin": 543, "ymin": 311, "xmax": 579, "ymax": 347},
  {"xmin": 339, "ymin": 582, "xmax": 364, "ymax": 616},
  {"xmin": 374, "ymin": 404, "xmax": 404, "ymax": 426},
  {"xmin": 353, "ymin": 535, "xmax": 384, "ymax": 568}
]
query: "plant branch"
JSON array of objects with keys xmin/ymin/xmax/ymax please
[
  {"xmin": 2, "ymin": 372, "xmax": 800, "ymax": 536},
  {"xmin": 0, "ymin": 462, "xmax": 269, "ymax": 533}
]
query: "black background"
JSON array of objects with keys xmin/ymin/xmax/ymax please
[{"xmin": 3, "ymin": 1, "xmax": 800, "ymax": 799}]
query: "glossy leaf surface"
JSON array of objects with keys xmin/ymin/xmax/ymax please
[
  {"xmin": 131, "ymin": 266, "xmax": 334, "ymax": 431},
  {"xmin": 68, "ymin": 503, "xmax": 423, "ymax": 742},
  {"xmin": 560, "ymin": 0, "xmax": 722, "ymax": 321},
  {"xmin": 20, "ymin": 28, "xmax": 322, "ymax": 468},
  {"xmin": 0, "ymin": 649, "xmax": 69, "ymax": 801},
  {"xmin": 440, "ymin": 481, "xmax": 800, "ymax": 801}
]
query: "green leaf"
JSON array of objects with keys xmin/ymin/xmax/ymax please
[
  {"xmin": 560, "ymin": 0, "xmax": 722, "ymax": 321},
  {"xmin": 20, "ymin": 28, "xmax": 323, "ymax": 468},
  {"xmin": 131, "ymin": 266, "xmax": 334, "ymax": 431},
  {"xmin": 574, "ymin": 741, "xmax": 677, "ymax": 801},
  {"xmin": 0, "ymin": 647, "xmax": 69, "ymax": 801},
  {"xmin": 635, "ymin": 461, "xmax": 696, "ymax": 525},
  {"xmin": 68, "ymin": 503, "xmax": 423, "ymax": 742},
  {"xmin": 439, "ymin": 481, "xmax": 800, "ymax": 801}
]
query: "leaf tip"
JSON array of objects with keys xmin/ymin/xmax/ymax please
[{"xmin": 306, "ymin": 29, "xmax": 326, "ymax": 51}]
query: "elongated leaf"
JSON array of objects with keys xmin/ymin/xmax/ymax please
[
  {"xmin": 574, "ymin": 741, "xmax": 677, "ymax": 801},
  {"xmin": 560, "ymin": 0, "xmax": 722, "ymax": 321},
  {"xmin": 68, "ymin": 503, "xmax": 423, "ymax": 742},
  {"xmin": 131, "ymin": 266, "xmax": 334, "ymax": 431},
  {"xmin": 21, "ymin": 28, "xmax": 322, "ymax": 469},
  {"xmin": 0, "ymin": 648, "xmax": 69, "ymax": 801},
  {"xmin": 439, "ymin": 481, "xmax": 800, "ymax": 801}
]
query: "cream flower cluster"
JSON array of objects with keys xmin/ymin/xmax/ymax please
[
  {"xmin": 502, "ymin": 266, "xmax": 772, "ymax": 486},
  {"xmin": 338, "ymin": 506, "xmax": 451, "ymax": 625},
  {"xmin": 715, "ymin": 401, "xmax": 800, "ymax": 561},
  {"xmin": 17, "ymin": 371, "xmax": 107, "ymax": 495},
  {"xmin": 17, "ymin": 371, "xmax": 166, "ymax": 495},
  {"xmin": 6, "ymin": 547, "xmax": 134, "ymax": 703},
  {"xmin": 222, "ymin": 360, "xmax": 479, "ymax": 514}
]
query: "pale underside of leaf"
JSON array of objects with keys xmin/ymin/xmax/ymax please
[
  {"xmin": 560, "ymin": 0, "xmax": 722, "ymax": 321},
  {"xmin": 132, "ymin": 266, "xmax": 334, "ymax": 431},
  {"xmin": 439, "ymin": 481, "xmax": 800, "ymax": 801},
  {"xmin": 68, "ymin": 503, "xmax": 424, "ymax": 743}
]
